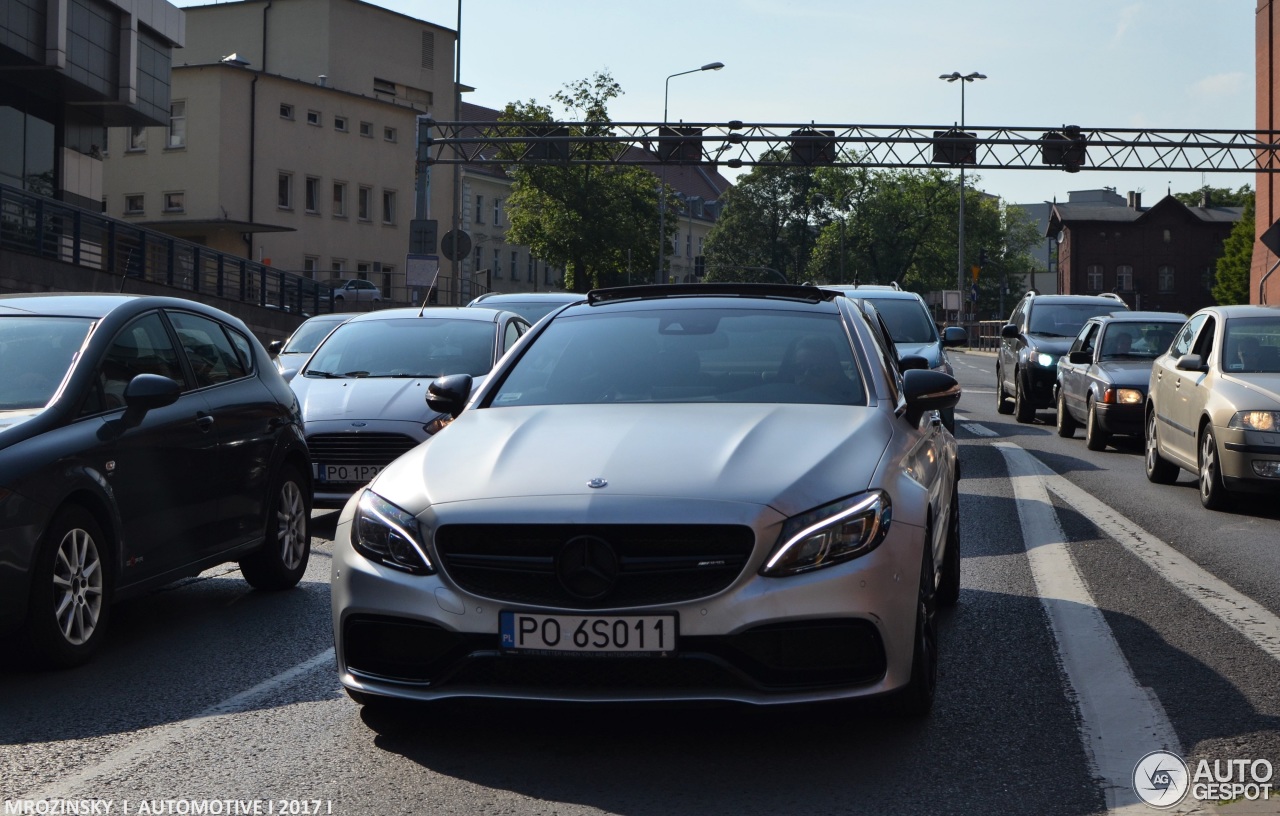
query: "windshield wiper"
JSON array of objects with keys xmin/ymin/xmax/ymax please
[{"xmin": 304, "ymin": 370, "xmax": 346, "ymax": 378}]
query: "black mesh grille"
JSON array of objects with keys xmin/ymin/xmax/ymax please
[
  {"xmin": 308, "ymin": 432, "xmax": 418, "ymax": 466},
  {"xmin": 434, "ymin": 524, "xmax": 755, "ymax": 609}
]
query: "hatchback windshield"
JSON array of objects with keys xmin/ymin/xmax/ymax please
[
  {"xmin": 0, "ymin": 316, "xmax": 93, "ymax": 411},
  {"xmin": 491, "ymin": 307, "xmax": 867, "ymax": 406},
  {"xmin": 1222, "ymin": 317, "xmax": 1280, "ymax": 373},
  {"xmin": 282, "ymin": 316, "xmax": 348, "ymax": 354},
  {"xmin": 1030, "ymin": 303, "xmax": 1119, "ymax": 337},
  {"xmin": 863, "ymin": 298, "xmax": 938, "ymax": 344},
  {"xmin": 304, "ymin": 318, "xmax": 495, "ymax": 378}
]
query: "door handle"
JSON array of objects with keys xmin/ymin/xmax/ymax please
[{"xmin": 196, "ymin": 413, "xmax": 215, "ymax": 432}]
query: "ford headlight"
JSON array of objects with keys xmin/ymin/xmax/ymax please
[
  {"xmin": 761, "ymin": 491, "xmax": 892, "ymax": 576},
  {"xmin": 1229, "ymin": 411, "xmax": 1280, "ymax": 432},
  {"xmin": 1036, "ymin": 353, "xmax": 1055, "ymax": 367},
  {"xmin": 353, "ymin": 490, "xmax": 434, "ymax": 574},
  {"xmin": 1104, "ymin": 388, "xmax": 1144, "ymax": 405}
]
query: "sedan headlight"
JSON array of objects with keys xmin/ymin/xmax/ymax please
[
  {"xmin": 353, "ymin": 490, "xmax": 434, "ymax": 574},
  {"xmin": 1229, "ymin": 411, "xmax": 1280, "ymax": 432},
  {"xmin": 1103, "ymin": 388, "xmax": 1144, "ymax": 405},
  {"xmin": 761, "ymin": 491, "xmax": 892, "ymax": 576},
  {"xmin": 1036, "ymin": 353, "xmax": 1056, "ymax": 368}
]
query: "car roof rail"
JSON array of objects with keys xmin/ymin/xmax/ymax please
[
  {"xmin": 587, "ymin": 283, "xmax": 838, "ymax": 306},
  {"xmin": 1099, "ymin": 292, "xmax": 1127, "ymax": 303}
]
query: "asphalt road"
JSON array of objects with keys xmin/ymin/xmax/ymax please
[{"xmin": 3, "ymin": 351, "xmax": 1279, "ymax": 815}]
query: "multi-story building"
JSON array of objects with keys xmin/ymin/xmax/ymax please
[
  {"xmin": 1047, "ymin": 190, "xmax": 1242, "ymax": 315},
  {"xmin": 1, "ymin": 0, "xmax": 184, "ymax": 209},
  {"xmin": 102, "ymin": 0, "xmax": 456, "ymax": 302}
]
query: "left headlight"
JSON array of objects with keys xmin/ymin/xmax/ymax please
[
  {"xmin": 761, "ymin": 490, "xmax": 892, "ymax": 577},
  {"xmin": 1036, "ymin": 352, "xmax": 1056, "ymax": 368},
  {"xmin": 1229, "ymin": 411, "xmax": 1280, "ymax": 432},
  {"xmin": 353, "ymin": 489, "xmax": 435, "ymax": 574}
]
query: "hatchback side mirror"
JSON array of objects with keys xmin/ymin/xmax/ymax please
[
  {"xmin": 268, "ymin": 339, "xmax": 284, "ymax": 356},
  {"xmin": 902, "ymin": 369, "xmax": 961, "ymax": 425},
  {"xmin": 1175, "ymin": 353, "xmax": 1208, "ymax": 373},
  {"xmin": 1000, "ymin": 324, "xmax": 1019, "ymax": 339},
  {"xmin": 942, "ymin": 326, "xmax": 969, "ymax": 347},
  {"xmin": 427, "ymin": 373, "xmax": 474, "ymax": 418},
  {"xmin": 898, "ymin": 354, "xmax": 930, "ymax": 372}
]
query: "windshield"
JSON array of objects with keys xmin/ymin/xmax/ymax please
[
  {"xmin": 1222, "ymin": 317, "xmax": 1280, "ymax": 373},
  {"xmin": 864, "ymin": 298, "xmax": 938, "ymax": 344},
  {"xmin": 282, "ymin": 316, "xmax": 347, "ymax": 354},
  {"xmin": 0, "ymin": 316, "xmax": 94, "ymax": 411},
  {"xmin": 490, "ymin": 307, "xmax": 867, "ymax": 407},
  {"xmin": 1029, "ymin": 303, "xmax": 1119, "ymax": 337},
  {"xmin": 1099, "ymin": 321, "xmax": 1183, "ymax": 360},
  {"xmin": 304, "ymin": 317, "xmax": 495, "ymax": 378}
]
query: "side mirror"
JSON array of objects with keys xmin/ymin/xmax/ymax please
[
  {"xmin": 942, "ymin": 326, "xmax": 969, "ymax": 347},
  {"xmin": 1175, "ymin": 353, "xmax": 1207, "ymax": 373},
  {"xmin": 427, "ymin": 373, "xmax": 474, "ymax": 418},
  {"xmin": 902, "ymin": 369, "xmax": 961, "ymax": 425},
  {"xmin": 1000, "ymin": 323, "xmax": 1019, "ymax": 339},
  {"xmin": 121, "ymin": 374, "xmax": 181, "ymax": 426},
  {"xmin": 1068, "ymin": 350, "xmax": 1092, "ymax": 365},
  {"xmin": 898, "ymin": 354, "xmax": 930, "ymax": 372},
  {"xmin": 268, "ymin": 339, "xmax": 284, "ymax": 356}
]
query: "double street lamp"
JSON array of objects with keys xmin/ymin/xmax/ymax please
[
  {"xmin": 939, "ymin": 70, "xmax": 985, "ymax": 319},
  {"xmin": 656, "ymin": 61, "xmax": 724, "ymax": 284}
]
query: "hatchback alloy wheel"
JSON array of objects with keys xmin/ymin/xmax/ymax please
[
  {"xmin": 1145, "ymin": 410, "xmax": 1179, "ymax": 484},
  {"xmin": 1199, "ymin": 427, "xmax": 1231, "ymax": 510}
]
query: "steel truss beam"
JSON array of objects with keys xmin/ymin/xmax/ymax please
[{"xmin": 424, "ymin": 121, "xmax": 1280, "ymax": 173}]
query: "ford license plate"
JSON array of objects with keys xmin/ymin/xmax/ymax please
[
  {"xmin": 500, "ymin": 611, "xmax": 677, "ymax": 656},
  {"xmin": 314, "ymin": 463, "xmax": 383, "ymax": 483}
]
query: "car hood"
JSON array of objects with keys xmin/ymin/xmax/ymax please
[
  {"xmin": 372, "ymin": 403, "xmax": 890, "ymax": 518},
  {"xmin": 896, "ymin": 341, "xmax": 942, "ymax": 366},
  {"xmin": 1221, "ymin": 372, "xmax": 1280, "ymax": 406},
  {"xmin": 292, "ymin": 376, "xmax": 455, "ymax": 423},
  {"xmin": 1094, "ymin": 359, "xmax": 1157, "ymax": 388}
]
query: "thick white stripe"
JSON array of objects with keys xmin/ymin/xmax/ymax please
[
  {"xmin": 960, "ymin": 422, "xmax": 999, "ymax": 437},
  {"xmin": 21, "ymin": 647, "xmax": 336, "ymax": 800},
  {"xmin": 994, "ymin": 443, "xmax": 1206, "ymax": 815}
]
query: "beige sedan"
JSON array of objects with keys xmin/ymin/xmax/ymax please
[{"xmin": 1145, "ymin": 305, "xmax": 1280, "ymax": 509}]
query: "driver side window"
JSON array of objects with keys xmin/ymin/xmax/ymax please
[
  {"xmin": 81, "ymin": 313, "xmax": 185, "ymax": 416},
  {"xmin": 1170, "ymin": 315, "xmax": 1204, "ymax": 358}
]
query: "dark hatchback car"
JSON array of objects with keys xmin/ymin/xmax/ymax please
[
  {"xmin": 1054, "ymin": 312, "xmax": 1186, "ymax": 450},
  {"xmin": 996, "ymin": 292, "xmax": 1129, "ymax": 422},
  {"xmin": 466, "ymin": 291, "xmax": 586, "ymax": 324},
  {"xmin": 0, "ymin": 294, "xmax": 313, "ymax": 667}
]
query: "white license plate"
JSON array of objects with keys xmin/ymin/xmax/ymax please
[
  {"xmin": 500, "ymin": 611, "xmax": 678, "ymax": 655},
  {"xmin": 315, "ymin": 463, "xmax": 384, "ymax": 483}
]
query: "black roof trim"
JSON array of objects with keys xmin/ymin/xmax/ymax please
[{"xmin": 587, "ymin": 283, "xmax": 838, "ymax": 306}]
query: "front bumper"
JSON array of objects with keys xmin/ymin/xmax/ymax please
[
  {"xmin": 331, "ymin": 496, "xmax": 925, "ymax": 706},
  {"xmin": 1218, "ymin": 426, "xmax": 1280, "ymax": 494},
  {"xmin": 1095, "ymin": 402, "xmax": 1144, "ymax": 436}
]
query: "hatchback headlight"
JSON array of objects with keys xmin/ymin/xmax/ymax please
[
  {"xmin": 761, "ymin": 491, "xmax": 892, "ymax": 576},
  {"xmin": 1229, "ymin": 411, "xmax": 1280, "ymax": 432},
  {"xmin": 353, "ymin": 490, "xmax": 434, "ymax": 574},
  {"xmin": 1036, "ymin": 353, "xmax": 1055, "ymax": 367}
]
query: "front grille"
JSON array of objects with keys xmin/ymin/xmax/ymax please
[
  {"xmin": 308, "ymin": 432, "xmax": 418, "ymax": 466},
  {"xmin": 434, "ymin": 524, "xmax": 755, "ymax": 609}
]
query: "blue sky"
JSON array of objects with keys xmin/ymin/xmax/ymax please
[{"xmin": 177, "ymin": 0, "xmax": 1256, "ymax": 206}]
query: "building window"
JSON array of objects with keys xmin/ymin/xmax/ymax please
[
  {"xmin": 331, "ymin": 259, "xmax": 346, "ymax": 273},
  {"xmin": 382, "ymin": 190, "xmax": 396, "ymax": 224},
  {"xmin": 382, "ymin": 265, "xmax": 395, "ymax": 299},
  {"xmin": 1086, "ymin": 264, "xmax": 1103, "ymax": 291},
  {"xmin": 493, "ymin": 248, "xmax": 502, "ymax": 279},
  {"xmin": 359, "ymin": 121, "xmax": 373, "ymax": 138},
  {"xmin": 280, "ymin": 104, "xmax": 294, "ymax": 120},
  {"xmin": 511, "ymin": 251, "xmax": 518, "ymax": 280},
  {"xmin": 124, "ymin": 194, "xmax": 144, "ymax": 214},
  {"xmin": 686, "ymin": 233, "xmax": 692, "ymax": 258},
  {"xmin": 277, "ymin": 173, "xmax": 293, "ymax": 209},
  {"xmin": 544, "ymin": 262, "xmax": 553, "ymax": 285},
  {"xmin": 384, "ymin": 126, "xmax": 397, "ymax": 143},
  {"xmin": 334, "ymin": 116, "xmax": 347, "ymax": 132},
  {"xmin": 527, "ymin": 255, "xmax": 534, "ymax": 283},
  {"xmin": 332, "ymin": 182, "xmax": 347, "ymax": 217},
  {"xmin": 305, "ymin": 176, "xmax": 320, "ymax": 213},
  {"xmin": 128, "ymin": 127, "xmax": 147, "ymax": 152},
  {"xmin": 475, "ymin": 195, "xmax": 484, "ymax": 224},
  {"xmin": 303, "ymin": 256, "xmax": 319, "ymax": 274},
  {"xmin": 373, "ymin": 78, "xmax": 396, "ymax": 95},
  {"xmin": 493, "ymin": 198, "xmax": 501, "ymax": 226},
  {"xmin": 1163, "ymin": 229, "xmax": 1172, "ymax": 244},
  {"xmin": 167, "ymin": 101, "xmax": 186, "ymax": 148},
  {"xmin": 1203, "ymin": 267, "xmax": 1214, "ymax": 291},
  {"xmin": 474, "ymin": 246, "xmax": 483, "ymax": 275},
  {"xmin": 1158, "ymin": 265, "xmax": 1176, "ymax": 293},
  {"xmin": 358, "ymin": 186, "xmax": 372, "ymax": 221},
  {"xmin": 307, "ymin": 110, "xmax": 321, "ymax": 126},
  {"xmin": 163, "ymin": 191, "xmax": 184, "ymax": 212},
  {"xmin": 1116, "ymin": 264, "xmax": 1133, "ymax": 291}
]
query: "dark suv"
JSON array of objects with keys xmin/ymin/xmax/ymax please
[{"xmin": 996, "ymin": 292, "xmax": 1128, "ymax": 422}]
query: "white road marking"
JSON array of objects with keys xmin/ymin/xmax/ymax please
[
  {"xmin": 20, "ymin": 647, "xmax": 336, "ymax": 800},
  {"xmin": 960, "ymin": 422, "xmax": 999, "ymax": 437},
  {"xmin": 995, "ymin": 443, "xmax": 1208, "ymax": 815}
]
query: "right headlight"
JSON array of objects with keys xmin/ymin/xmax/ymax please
[
  {"xmin": 761, "ymin": 490, "xmax": 892, "ymax": 576},
  {"xmin": 1228, "ymin": 411, "xmax": 1280, "ymax": 432},
  {"xmin": 353, "ymin": 490, "xmax": 434, "ymax": 574}
]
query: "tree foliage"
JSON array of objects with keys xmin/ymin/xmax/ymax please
[
  {"xmin": 1213, "ymin": 194, "xmax": 1255, "ymax": 305},
  {"xmin": 1173, "ymin": 184, "xmax": 1253, "ymax": 208},
  {"xmin": 496, "ymin": 72, "xmax": 660, "ymax": 291}
]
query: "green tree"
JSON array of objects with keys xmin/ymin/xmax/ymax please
[
  {"xmin": 1213, "ymin": 195, "xmax": 1255, "ymax": 305},
  {"xmin": 1174, "ymin": 184, "xmax": 1253, "ymax": 208},
  {"xmin": 496, "ymin": 72, "xmax": 660, "ymax": 291}
]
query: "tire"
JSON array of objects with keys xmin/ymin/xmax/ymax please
[
  {"xmin": 936, "ymin": 489, "xmax": 961, "ymax": 608},
  {"xmin": 1084, "ymin": 398, "xmax": 1110, "ymax": 451},
  {"xmin": 26, "ymin": 505, "xmax": 111, "ymax": 668},
  {"xmin": 1198, "ymin": 426, "xmax": 1232, "ymax": 510},
  {"xmin": 1056, "ymin": 389, "xmax": 1077, "ymax": 438},
  {"xmin": 885, "ymin": 539, "xmax": 938, "ymax": 717},
  {"xmin": 1013, "ymin": 372, "xmax": 1036, "ymax": 423},
  {"xmin": 995, "ymin": 365, "xmax": 1014, "ymax": 415},
  {"xmin": 1145, "ymin": 409, "xmax": 1180, "ymax": 484},
  {"xmin": 240, "ymin": 465, "xmax": 311, "ymax": 590}
]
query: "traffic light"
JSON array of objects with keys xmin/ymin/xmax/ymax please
[
  {"xmin": 931, "ymin": 129, "xmax": 977, "ymax": 165},
  {"xmin": 1041, "ymin": 126, "xmax": 1088, "ymax": 172},
  {"xmin": 658, "ymin": 126, "xmax": 704, "ymax": 163},
  {"xmin": 526, "ymin": 125, "xmax": 570, "ymax": 163},
  {"xmin": 789, "ymin": 129, "xmax": 836, "ymax": 165}
]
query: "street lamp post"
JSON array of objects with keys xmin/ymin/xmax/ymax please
[
  {"xmin": 656, "ymin": 61, "xmax": 724, "ymax": 284},
  {"xmin": 940, "ymin": 71, "xmax": 985, "ymax": 322}
]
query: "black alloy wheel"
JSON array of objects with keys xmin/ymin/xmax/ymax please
[{"xmin": 1014, "ymin": 372, "xmax": 1036, "ymax": 423}]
